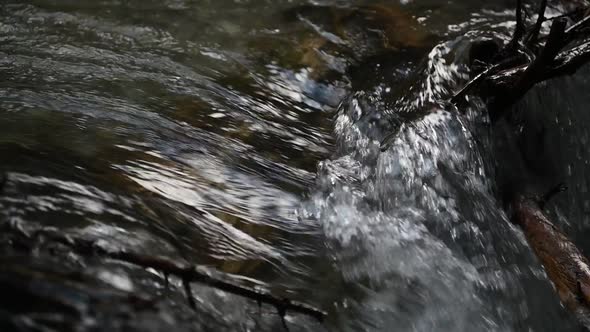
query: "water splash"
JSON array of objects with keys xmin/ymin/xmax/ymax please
[{"xmin": 302, "ymin": 36, "xmax": 578, "ymax": 330}]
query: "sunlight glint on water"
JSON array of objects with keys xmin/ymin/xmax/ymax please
[{"xmin": 0, "ymin": 1, "xmax": 588, "ymax": 331}]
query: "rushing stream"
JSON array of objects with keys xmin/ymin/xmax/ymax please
[{"xmin": 1, "ymin": 1, "xmax": 590, "ymax": 331}]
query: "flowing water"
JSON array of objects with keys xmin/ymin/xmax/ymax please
[{"xmin": 1, "ymin": 1, "xmax": 590, "ymax": 331}]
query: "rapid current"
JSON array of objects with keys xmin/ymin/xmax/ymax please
[{"xmin": 1, "ymin": 1, "xmax": 590, "ymax": 331}]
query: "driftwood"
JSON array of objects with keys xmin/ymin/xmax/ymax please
[
  {"xmin": 510, "ymin": 187, "xmax": 590, "ymax": 324},
  {"xmin": 452, "ymin": 0, "xmax": 590, "ymax": 121},
  {"xmin": 0, "ymin": 220, "xmax": 327, "ymax": 327},
  {"xmin": 451, "ymin": 0, "xmax": 590, "ymax": 325},
  {"xmin": 463, "ymin": 0, "xmax": 590, "ymax": 325}
]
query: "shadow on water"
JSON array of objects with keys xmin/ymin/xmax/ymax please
[{"xmin": 1, "ymin": 0, "xmax": 590, "ymax": 331}]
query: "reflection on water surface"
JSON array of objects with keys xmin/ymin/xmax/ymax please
[{"xmin": 1, "ymin": 1, "xmax": 590, "ymax": 331}]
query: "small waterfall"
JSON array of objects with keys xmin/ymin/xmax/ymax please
[{"xmin": 302, "ymin": 37, "xmax": 582, "ymax": 331}]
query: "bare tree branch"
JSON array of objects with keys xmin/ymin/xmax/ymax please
[
  {"xmin": 0, "ymin": 222, "xmax": 327, "ymax": 325},
  {"xmin": 545, "ymin": 39, "xmax": 590, "ymax": 78},
  {"xmin": 515, "ymin": 18, "xmax": 567, "ymax": 90},
  {"xmin": 451, "ymin": 0, "xmax": 590, "ymax": 120},
  {"xmin": 526, "ymin": 0, "xmax": 548, "ymax": 47},
  {"xmin": 450, "ymin": 56, "xmax": 519, "ymax": 104},
  {"xmin": 565, "ymin": 13, "xmax": 590, "ymax": 42}
]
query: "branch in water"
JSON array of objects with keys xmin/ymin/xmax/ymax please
[
  {"xmin": 450, "ymin": 56, "xmax": 519, "ymax": 105},
  {"xmin": 565, "ymin": 13, "xmax": 590, "ymax": 42},
  {"xmin": 451, "ymin": 1, "xmax": 590, "ymax": 120},
  {"xmin": 545, "ymin": 39, "xmax": 590, "ymax": 78},
  {"xmin": 514, "ymin": 18, "xmax": 567, "ymax": 94},
  {"xmin": 1, "ymin": 222, "xmax": 327, "ymax": 325},
  {"xmin": 525, "ymin": 0, "xmax": 548, "ymax": 47},
  {"xmin": 510, "ymin": 191, "xmax": 590, "ymax": 319}
]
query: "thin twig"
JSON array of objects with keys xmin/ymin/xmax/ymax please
[
  {"xmin": 544, "ymin": 39, "xmax": 590, "ymax": 78},
  {"xmin": 565, "ymin": 13, "xmax": 590, "ymax": 42},
  {"xmin": 542, "ymin": 8, "xmax": 586, "ymax": 22}
]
